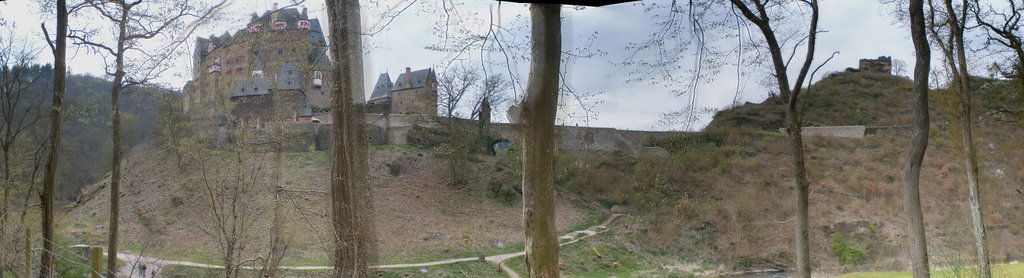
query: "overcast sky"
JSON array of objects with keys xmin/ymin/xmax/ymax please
[{"xmin": 0, "ymin": 0, "xmax": 920, "ymax": 131}]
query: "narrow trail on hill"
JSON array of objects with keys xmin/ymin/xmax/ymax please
[{"xmin": 112, "ymin": 213, "xmax": 623, "ymax": 277}]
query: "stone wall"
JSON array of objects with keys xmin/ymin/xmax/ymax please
[
  {"xmin": 224, "ymin": 115, "xmax": 676, "ymax": 155},
  {"xmin": 781, "ymin": 125, "xmax": 867, "ymax": 138},
  {"xmin": 488, "ymin": 123, "xmax": 673, "ymax": 156}
]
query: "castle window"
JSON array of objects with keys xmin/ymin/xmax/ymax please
[
  {"xmin": 277, "ymin": 48, "xmax": 283, "ymax": 54},
  {"xmin": 298, "ymin": 20, "xmax": 311, "ymax": 30},
  {"xmin": 275, "ymin": 21, "xmax": 286, "ymax": 30}
]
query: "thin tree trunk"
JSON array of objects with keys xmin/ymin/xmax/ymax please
[
  {"xmin": 106, "ymin": 4, "xmax": 129, "ymax": 275},
  {"xmin": 787, "ymin": 104, "xmax": 810, "ymax": 278},
  {"xmin": 943, "ymin": 0, "xmax": 991, "ymax": 275},
  {"xmin": 961, "ymin": 114, "xmax": 991, "ymax": 277},
  {"xmin": 517, "ymin": 4, "xmax": 562, "ymax": 278},
  {"xmin": 267, "ymin": 143, "xmax": 283, "ymax": 278},
  {"xmin": 224, "ymin": 238, "xmax": 235, "ymax": 278},
  {"xmin": 953, "ymin": 26, "xmax": 992, "ymax": 278},
  {"xmin": 1, "ymin": 150, "xmax": 10, "ymax": 278},
  {"xmin": 40, "ymin": 0, "xmax": 68, "ymax": 276},
  {"xmin": 325, "ymin": 0, "xmax": 372, "ymax": 276},
  {"xmin": 903, "ymin": 0, "xmax": 932, "ymax": 277},
  {"xmin": 728, "ymin": 1, "xmax": 817, "ymax": 276}
]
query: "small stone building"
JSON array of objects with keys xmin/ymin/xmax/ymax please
[
  {"xmin": 858, "ymin": 56, "xmax": 893, "ymax": 74},
  {"xmin": 366, "ymin": 67, "xmax": 438, "ymax": 115}
]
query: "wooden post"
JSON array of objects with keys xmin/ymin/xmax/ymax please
[
  {"xmin": 89, "ymin": 247, "xmax": 102, "ymax": 278},
  {"xmin": 24, "ymin": 229, "xmax": 31, "ymax": 278}
]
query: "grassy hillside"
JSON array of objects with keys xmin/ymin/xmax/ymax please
[
  {"xmin": 61, "ymin": 71, "xmax": 1024, "ymax": 276},
  {"xmin": 548, "ymin": 71, "xmax": 1024, "ymax": 275},
  {"xmin": 65, "ymin": 142, "xmax": 593, "ymax": 266},
  {"xmin": 708, "ymin": 71, "xmax": 916, "ymax": 130}
]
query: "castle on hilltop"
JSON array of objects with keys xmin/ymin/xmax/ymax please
[
  {"xmin": 183, "ymin": 4, "xmax": 332, "ymax": 126},
  {"xmin": 182, "ymin": 4, "xmax": 441, "ymax": 128},
  {"xmin": 858, "ymin": 56, "xmax": 892, "ymax": 74},
  {"xmin": 176, "ymin": 5, "xmax": 665, "ymax": 155}
]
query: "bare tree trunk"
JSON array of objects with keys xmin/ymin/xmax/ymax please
[
  {"xmin": 728, "ymin": 1, "xmax": 818, "ymax": 276},
  {"xmin": 903, "ymin": 0, "xmax": 932, "ymax": 277},
  {"xmin": 106, "ymin": 4, "xmax": 130, "ymax": 276},
  {"xmin": 224, "ymin": 238, "xmax": 235, "ymax": 278},
  {"xmin": 39, "ymin": 0, "xmax": 68, "ymax": 276},
  {"xmin": 1, "ymin": 150, "xmax": 10, "ymax": 277},
  {"xmin": 788, "ymin": 104, "xmax": 810, "ymax": 278},
  {"xmin": 516, "ymin": 4, "xmax": 562, "ymax": 278},
  {"xmin": 953, "ymin": 23, "xmax": 992, "ymax": 278},
  {"xmin": 960, "ymin": 111, "xmax": 991, "ymax": 277},
  {"xmin": 937, "ymin": 0, "xmax": 992, "ymax": 275},
  {"xmin": 325, "ymin": 0, "xmax": 373, "ymax": 276},
  {"xmin": 267, "ymin": 143, "xmax": 283, "ymax": 278}
]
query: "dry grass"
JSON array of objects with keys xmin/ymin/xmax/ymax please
[{"xmin": 65, "ymin": 142, "xmax": 588, "ymax": 265}]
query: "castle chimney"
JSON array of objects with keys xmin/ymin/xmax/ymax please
[
  {"xmin": 270, "ymin": 3, "xmax": 279, "ymax": 25},
  {"xmin": 405, "ymin": 67, "xmax": 412, "ymax": 87}
]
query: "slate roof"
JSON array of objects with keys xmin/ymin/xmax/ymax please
[
  {"xmin": 277, "ymin": 63, "xmax": 303, "ymax": 90},
  {"xmin": 307, "ymin": 18, "xmax": 326, "ymax": 46},
  {"xmin": 231, "ymin": 77, "xmax": 273, "ymax": 97},
  {"xmin": 368, "ymin": 73, "xmax": 393, "ymax": 101},
  {"xmin": 392, "ymin": 68, "xmax": 436, "ymax": 90}
]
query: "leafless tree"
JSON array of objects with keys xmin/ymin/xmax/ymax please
[
  {"xmin": 927, "ymin": 0, "xmax": 992, "ymax": 276},
  {"xmin": 972, "ymin": 0, "xmax": 1024, "ymax": 77},
  {"xmin": 437, "ymin": 63, "xmax": 481, "ymax": 118},
  {"xmin": 902, "ymin": 0, "xmax": 934, "ymax": 277},
  {"xmin": 0, "ymin": 28, "xmax": 46, "ymax": 277},
  {"xmin": 193, "ymin": 142, "xmax": 265, "ymax": 278},
  {"xmin": 619, "ymin": 1, "xmax": 763, "ymax": 130},
  {"xmin": 65, "ymin": 0, "xmax": 225, "ymax": 275},
  {"xmin": 892, "ymin": 58, "xmax": 909, "ymax": 76},
  {"xmin": 325, "ymin": 0, "xmax": 376, "ymax": 275},
  {"xmin": 470, "ymin": 73, "xmax": 511, "ymax": 121},
  {"xmin": 727, "ymin": 1, "xmax": 819, "ymax": 276},
  {"xmin": 37, "ymin": 0, "xmax": 68, "ymax": 275}
]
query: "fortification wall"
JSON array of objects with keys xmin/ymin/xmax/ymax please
[
  {"xmin": 489, "ymin": 123, "xmax": 671, "ymax": 155},
  {"xmin": 781, "ymin": 125, "xmax": 867, "ymax": 138},
  {"xmin": 225, "ymin": 115, "xmax": 674, "ymax": 155}
]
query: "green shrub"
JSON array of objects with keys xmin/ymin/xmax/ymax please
[
  {"xmin": 488, "ymin": 177, "xmax": 520, "ymax": 205},
  {"xmin": 387, "ymin": 162, "xmax": 401, "ymax": 177},
  {"xmin": 831, "ymin": 233, "xmax": 868, "ymax": 265},
  {"xmin": 598, "ymin": 198, "xmax": 622, "ymax": 209},
  {"xmin": 737, "ymin": 257, "xmax": 754, "ymax": 269}
]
